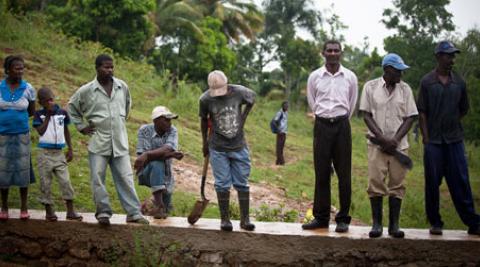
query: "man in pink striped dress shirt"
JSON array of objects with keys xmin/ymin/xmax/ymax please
[{"xmin": 302, "ymin": 40, "xmax": 358, "ymax": 233}]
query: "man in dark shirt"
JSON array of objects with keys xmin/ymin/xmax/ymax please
[
  {"xmin": 199, "ymin": 70, "xmax": 256, "ymax": 232},
  {"xmin": 418, "ymin": 40, "xmax": 480, "ymax": 236}
]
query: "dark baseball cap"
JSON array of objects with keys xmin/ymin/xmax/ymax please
[{"xmin": 435, "ymin": 41, "xmax": 460, "ymax": 54}]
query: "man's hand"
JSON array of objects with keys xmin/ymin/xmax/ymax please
[
  {"xmin": 369, "ymin": 134, "xmax": 398, "ymax": 154},
  {"xmin": 80, "ymin": 120, "xmax": 96, "ymax": 136},
  {"xmin": 45, "ymin": 101, "xmax": 55, "ymax": 116},
  {"xmin": 134, "ymin": 153, "xmax": 148, "ymax": 174},
  {"xmin": 381, "ymin": 138, "xmax": 399, "ymax": 153},
  {"xmin": 45, "ymin": 109, "xmax": 55, "ymax": 117},
  {"xmin": 172, "ymin": 151, "xmax": 184, "ymax": 160},
  {"xmin": 80, "ymin": 126, "xmax": 95, "ymax": 135},
  {"xmin": 65, "ymin": 148, "xmax": 73, "ymax": 162}
]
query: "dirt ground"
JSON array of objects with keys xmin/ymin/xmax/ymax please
[
  {"xmin": 174, "ymin": 160, "xmax": 308, "ymax": 208},
  {"xmin": 172, "ymin": 159, "xmax": 364, "ymax": 225}
]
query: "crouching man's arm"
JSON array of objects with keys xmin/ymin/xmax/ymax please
[{"xmin": 134, "ymin": 146, "xmax": 184, "ymax": 174}]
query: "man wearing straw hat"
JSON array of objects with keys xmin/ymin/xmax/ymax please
[{"xmin": 199, "ymin": 70, "xmax": 256, "ymax": 231}]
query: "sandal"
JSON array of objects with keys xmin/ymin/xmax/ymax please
[
  {"xmin": 46, "ymin": 214, "xmax": 58, "ymax": 222},
  {"xmin": 20, "ymin": 211, "xmax": 30, "ymax": 220},
  {"xmin": 0, "ymin": 211, "xmax": 8, "ymax": 221},
  {"xmin": 66, "ymin": 212, "xmax": 83, "ymax": 221}
]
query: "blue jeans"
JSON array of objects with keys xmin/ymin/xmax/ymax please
[
  {"xmin": 89, "ymin": 152, "xmax": 143, "ymax": 220},
  {"xmin": 424, "ymin": 142, "xmax": 480, "ymax": 229},
  {"xmin": 138, "ymin": 160, "xmax": 173, "ymax": 210},
  {"xmin": 210, "ymin": 147, "xmax": 251, "ymax": 192}
]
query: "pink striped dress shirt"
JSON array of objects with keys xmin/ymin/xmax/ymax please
[{"xmin": 307, "ymin": 65, "xmax": 358, "ymax": 118}]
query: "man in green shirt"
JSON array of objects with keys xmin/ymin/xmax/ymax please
[{"xmin": 68, "ymin": 54, "xmax": 148, "ymax": 226}]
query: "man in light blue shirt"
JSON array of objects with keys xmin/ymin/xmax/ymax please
[{"xmin": 68, "ymin": 54, "xmax": 148, "ymax": 226}]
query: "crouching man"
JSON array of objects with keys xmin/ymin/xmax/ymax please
[{"xmin": 134, "ymin": 106, "xmax": 183, "ymax": 219}]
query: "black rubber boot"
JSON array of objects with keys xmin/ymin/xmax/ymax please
[
  {"xmin": 369, "ymin": 197, "xmax": 383, "ymax": 238},
  {"xmin": 388, "ymin": 196, "xmax": 405, "ymax": 238},
  {"xmin": 216, "ymin": 191, "xmax": 233, "ymax": 231},
  {"xmin": 238, "ymin": 191, "xmax": 255, "ymax": 231}
]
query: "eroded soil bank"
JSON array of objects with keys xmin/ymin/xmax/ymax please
[{"xmin": 1, "ymin": 218, "xmax": 479, "ymax": 266}]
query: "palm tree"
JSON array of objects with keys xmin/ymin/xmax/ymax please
[
  {"xmin": 190, "ymin": 0, "xmax": 264, "ymax": 42},
  {"xmin": 155, "ymin": 0, "xmax": 204, "ymax": 41},
  {"xmin": 263, "ymin": 0, "xmax": 321, "ymax": 39}
]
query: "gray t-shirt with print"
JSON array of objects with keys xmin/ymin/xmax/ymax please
[{"xmin": 199, "ymin": 84, "xmax": 256, "ymax": 152}]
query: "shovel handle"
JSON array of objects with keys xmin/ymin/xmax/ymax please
[{"xmin": 200, "ymin": 156, "xmax": 209, "ymax": 200}]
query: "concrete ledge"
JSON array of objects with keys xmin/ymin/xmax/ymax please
[{"xmin": 0, "ymin": 209, "xmax": 479, "ymax": 266}]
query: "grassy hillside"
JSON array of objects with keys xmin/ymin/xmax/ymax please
[{"xmin": 1, "ymin": 13, "xmax": 479, "ymax": 229}]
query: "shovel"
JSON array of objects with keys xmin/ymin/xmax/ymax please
[{"xmin": 187, "ymin": 156, "xmax": 210, "ymax": 225}]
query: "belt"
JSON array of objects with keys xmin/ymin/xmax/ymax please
[{"xmin": 315, "ymin": 115, "xmax": 348, "ymax": 123}]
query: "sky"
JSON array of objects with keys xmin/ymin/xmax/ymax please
[{"xmin": 253, "ymin": 0, "xmax": 480, "ymax": 53}]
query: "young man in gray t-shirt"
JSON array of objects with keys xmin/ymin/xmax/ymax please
[{"xmin": 199, "ymin": 70, "xmax": 256, "ymax": 231}]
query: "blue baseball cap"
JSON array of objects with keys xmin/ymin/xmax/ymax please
[
  {"xmin": 382, "ymin": 53, "xmax": 409, "ymax": 71},
  {"xmin": 435, "ymin": 40, "xmax": 460, "ymax": 54}
]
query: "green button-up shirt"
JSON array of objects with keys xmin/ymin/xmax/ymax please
[{"xmin": 68, "ymin": 77, "xmax": 131, "ymax": 157}]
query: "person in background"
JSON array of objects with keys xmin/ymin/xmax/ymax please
[
  {"xmin": 359, "ymin": 53, "xmax": 418, "ymax": 238},
  {"xmin": 273, "ymin": 101, "xmax": 288, "ymax": 165},
  {"xmin": 303, "ymin": 40, "xmax": 358, "ymax": 233},
  {"xmin": 33, "ymin": 87, "xmax": 83, "ymax": 222},
  {"xmin": 134, "ymin": 106, "xmax": 183, "ymax": 219},
  {"xmin": 418, "ymin": 41, "xmax": 480, "ymax": 236},
  {"xmin": 199, "ymin": 70, "xmax": 256, "ymax": 231},
  {"xmin": 68, "ymin": 54, "xmax": 148, "ymax": 226},
  {"xmin": 0, "ymin": 55, "xmax": 36, "ymax": 221}
]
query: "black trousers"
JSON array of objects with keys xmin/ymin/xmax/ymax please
[
  {"xmin": 276, "ymin": 133, "xmax": 286, "ymax": 165},
  {"xmin": 313, "ymin": 116, "xmax": 352, "ymax": 224}
]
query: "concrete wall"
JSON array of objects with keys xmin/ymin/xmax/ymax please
[{"xmin": 1, "ymin": 215, "xmax": 479, "ymax": 266}]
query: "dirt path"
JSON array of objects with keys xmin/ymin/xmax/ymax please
[{"xmin": 173, "ymin": 160, "xmax": 309, "ymax": 212}]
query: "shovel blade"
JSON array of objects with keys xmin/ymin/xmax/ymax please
[{"xmin": 187, "ymin": 199, "xmax": 209, "ymax": 225}]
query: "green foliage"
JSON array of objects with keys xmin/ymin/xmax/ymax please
[
  {"xmin": 263, "ymin": 0, "xmax": 321, "ymax": 39},
  {"xmin": 382, "ymin": 0, "xmax": 454, "ymax": 37},
  {"xmin": 230, "ymin": 43, "xmax": 259, "ymax": 86},
  {"xmin": 254, "ymin": 204, "xmax": 298, "ymax": 222},
  {"xmin": 1, "ymin": 0, "xmax": 51, "ymax": 13},
  {"xmin": 456, "ymin": 28, "xmax": 480, "ymax": 143},
  {"xmin": 258, "ymin": 70, "xmax": 285, "ymax": 97},
  {"xmin": 45, "ymin": 0, "xmax": 156, "ymax": 59},
  {"xmin": 149, "ymin": 16, "xmax": 236, "ymax": 82},
  {"xmin": 130, "ymin": 230, "xmax": 164, "ymax": 266},
  {"xmin": 191, "ymin": 0, "xmax": 264, "ymax": 42},
  {"xmin": 0, "ymin": 0, "xmax": 7, "ymax": 13},
  {"xmin": 260, "ymin": 0, "xmax": 325, "ymax": 98},
  {"xmin": 343, "ymin": 46, "xmax": 383, "ymax": 92},
  {"xmin": 279, "ymin": 38, "xmax": 320, "ymax": 97},
  {"xmin": 155, "ymin": 0, "xmax": 204, "ymax": 40}
]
